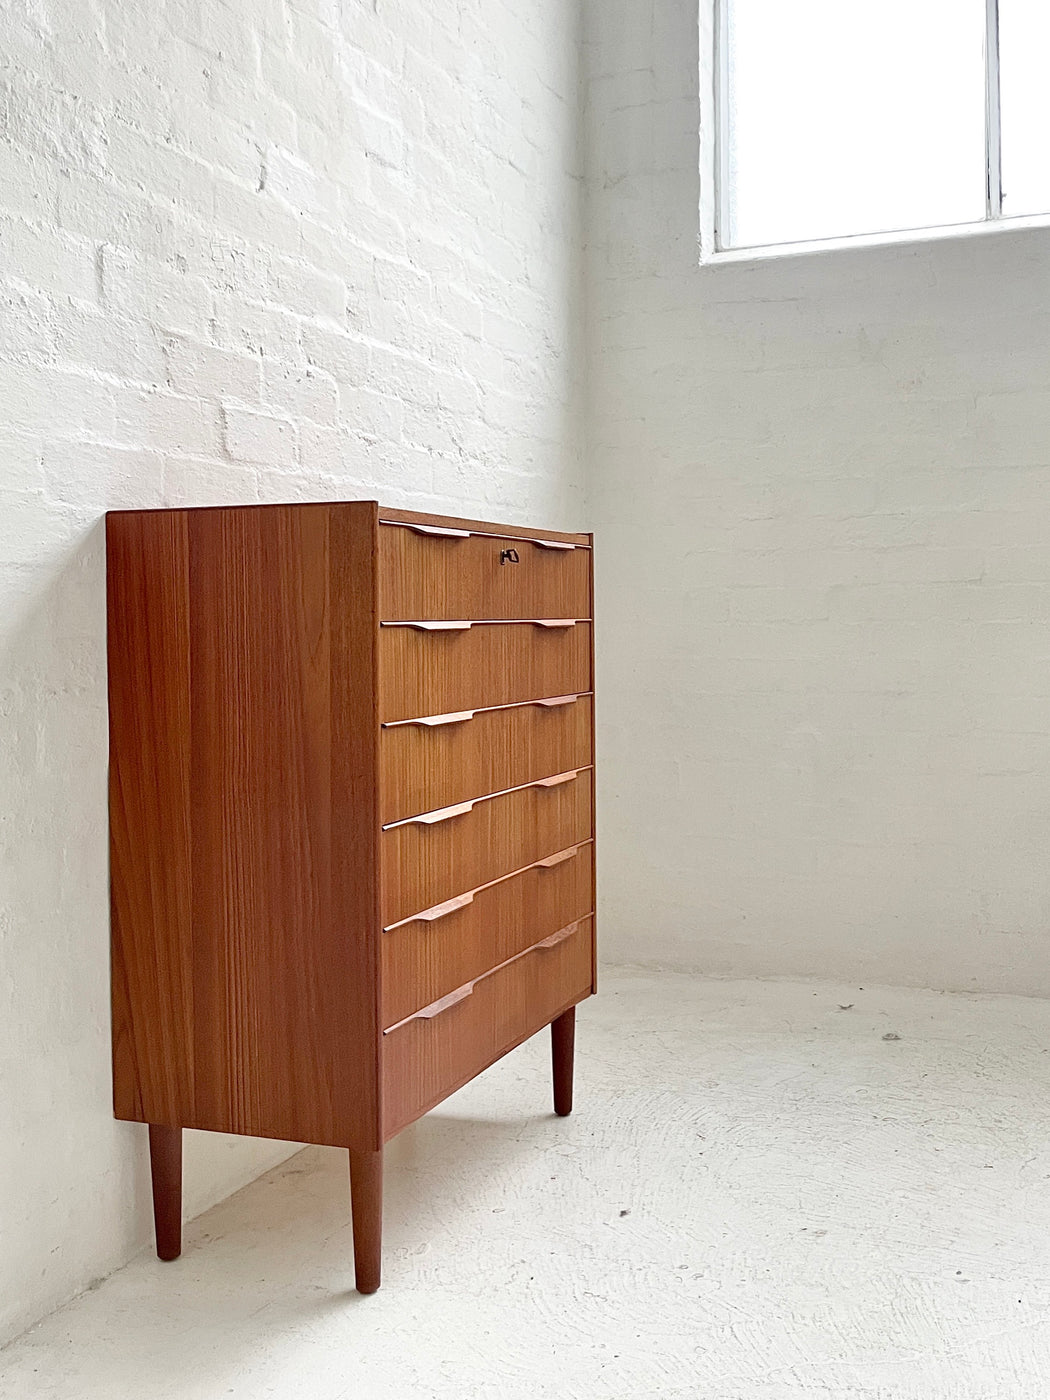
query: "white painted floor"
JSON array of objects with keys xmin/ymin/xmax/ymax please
[{"xmin": 6, "ymin": 968, "xmax": 1050, "ymax": 1399}]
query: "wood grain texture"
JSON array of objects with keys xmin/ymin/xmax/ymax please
[
  {"xmin": 380, "ymin": 694, "xmax": 593, "ymax": 824},
  {"xmin": 382, "ymin": 918, "xmax": 594, "ymax": 1139},
  {"xmin": 379, "ymin": 523, "xmax": 591, "ymax": 621},
  {"xmin": 382, "ymin": 841, "xmax": 594, "ymax": 1027},
  {"xmin": 378, "ymin": 506, "xmax": 589, "ymax": 548},
  {"xmin": 108, "ymin": 511, "xmax": 194, "ymax": 1126},
  {"xmin": 379, "ymin": 620, "xmax": 592, "ymax": 723},
  {"xmin": 108, "ymin": 502, "xmax": 380, "ymax": 1150},
  {"xmin": 328, "ymin": 502, "xmax": 384, "ymax": 1151},
  {"xmin": 381, "ymin": 770, "xmax": 594, "ymax": 925}
]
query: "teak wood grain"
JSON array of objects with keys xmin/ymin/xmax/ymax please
[
  {"xmin": 382, "ymin": 841, "xmax": 594, "ymax": 1027},
  {"xmin": 380, "ymin": 694, "xmax": 593, "ymax": 825},
  {"xmin": 108, "ymin": 510, "xmax": 194, "ymax": 1128},
  {"xmin": 107, "ymin": 500, "xmax": 595, "ymax": 1290},
  {"xmin": 108, "ymin": 501, "xmax": 381, "ymax": 1150},
  {"xmin": 379, "ymin": 620, "xmax": 592, "ymax": 723},
  {"xmin": 379, "ymin": 522, "xmax": 591, "ymax": 622},
  {"xmin": 380, "ymin": 770, "xmax": 594, "ymax": 925},
  {"xmin": 382, "ymin": 917, "xmax": 594, "ymax": 1138}
]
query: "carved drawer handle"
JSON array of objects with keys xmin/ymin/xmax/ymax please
[
  {"xmin": 531, "ymin": 539, "xmax": 576, "ymax": 551},
  {"xmin": 399, "ymin": 710, "xmax": 476, "ymax": 728},
  {"xmin": 391, "ymin": 982, "xmax": 475, "ymax": 1029},
  {"xmin": 402, "ymin": 620, "xmax": 473, "ymax": 632},
  {"xmin": 408, "ymin": 800, "xmax": 476, "ymax": 825},
  {"xmin": 535, "ymin": 845, "xmax": 580, "ymax": 869},
  {"xmin": 411, "ymin": 891, "xmax": 476, "ymax": 922},
  {"xmin": 532, "ymin": 770, "xmax": 578, "ymax": 789},
  {"xmin": 416, "ymin": 982, "xmax": 474, "ymax": 1017},
  {"xmin": 533, "ymin": 694, "xmax": 578, "ymax": 709},
  {"xmin": 406, "ymin": 524, "xmax": 471, "ymax": 539},
  {"xmin": 535, "ymin": 922, "xmax": 579, "ymax": 950},
  {"xmin": 384, "ymin": 980, "xmax": 473, "ymax": 1033},
  {"xmin": 533, "ymin": 619, "xmax": 577, "ymax": 629}
]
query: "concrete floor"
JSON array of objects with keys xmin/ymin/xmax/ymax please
[{"xmin": 6, "ymin": 968, "xmax": 1050, "ymax": 1399}]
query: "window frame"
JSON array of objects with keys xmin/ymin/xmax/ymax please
[{"xmin": 699, "ymin": 0, "xmax": 1049, "ymax": 264}]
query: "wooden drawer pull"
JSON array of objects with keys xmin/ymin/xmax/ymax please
[
  {"xmin": 401, "ymin": 620, "xmax": 473, "ymax": 632},
  {"xmin": 533, "ymin": 619, "xmax": 577, "ymax": 629},
  {"xmin": 536, "ymin": 845, "xmax": 580, "ymax": 869},
  {"xmin": 411, "ymin": 891, "xmax": 476, "ymax": 923},
  {"xmin": 408, "ymin": 800, "xmax": 476, "ymax": 825},
  {"xmin": 535, "ymin": 922, "xmax": 579, "ymax": 950},
  {"xmin": 531, "ymin": 539, "xmax": 576, "ymax": 551},
  {"xmin": 533, "ymin": 694, "xmax": 578, "ymax": 708},
  {"xmin": 397, "ymin": 710, "xmax": 476, "ymax": 728},
  {"xmin": 387, "ymin": 981, "xmax": 475, "ymax": 1032},
  {"xmin": 405, "ymin": 524, "xmax": 471, "ymax": 539},
  {"xmin": 533, "ymin": 770, "xmax": 578, "ymax": 789},
  {"xmin": 416, "ymin": 982, "xmax": 474, "ymax": 1017}
]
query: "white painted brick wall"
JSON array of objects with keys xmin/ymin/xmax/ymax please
[
  {"xmin": 584, "ymin": 0, "xmax": 1050, "ymax": 1001},
  {"xmin": 0, "ymin": 0, "xmax": 584, "ymax": 1344}
]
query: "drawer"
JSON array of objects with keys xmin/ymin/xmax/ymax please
[
  {"xmin": 380, "ymin": 693, "xmax": 593, "ymax": 825},
  {"xmin": 379, "ymin": 620, "xmax": 592, "ymax": 723},
  {"xmin": 381, "ymin": 768, "xmax": 593, "ymax": 925},
  {"xmin": 379, "ymin": 521, "xmax": 591, "ymax": 622},
  {"xmin": 382, "ymin": 916, "xmax": 594, "ymax": 1138},
  {"xmin": 382, "ymin": 839, "xmax": 594, "ymax": 1027}
]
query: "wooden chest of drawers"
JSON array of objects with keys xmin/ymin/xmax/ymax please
[{"xmin": 106, "ymin": 501, "xmax": 595, "ymax": 1292}]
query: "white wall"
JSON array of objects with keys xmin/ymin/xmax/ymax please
[
  {"xmin": 0, "ymin": 0, "xmax": 584, "ymax": 1344},
  {"xmin": 586, "ymin": 0, "xmax": 1050, "ymax": 998}
]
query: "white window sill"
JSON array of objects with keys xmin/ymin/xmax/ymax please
[{"xmin": 699, "ymin": 210, "xmax": 1050, "ymax": 268}]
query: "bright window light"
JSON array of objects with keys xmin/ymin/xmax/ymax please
[
  {"xmin": 716, "ymin": 0, "xmax": 1049, "ymax": 254},
  {"xmin": 999, "ymin": 1, "xmax": 1050, "ymax": 218}
]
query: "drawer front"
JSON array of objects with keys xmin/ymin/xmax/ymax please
[
  {"xmin": 382, "ymin": 840, "xmax": 593, "ymax": 1028},
  {"xmin": 379, "ymin": 522, "xmax": 591, "ymax": 622},
  {"xmin": 379, "ymin": 621, "xmax": 592, "ymax": 723},
  {"xmin": 380, "ymin": 694, "xmax": 593, "ymax": 825},
  {"xmin": 382, "ymin": 916, "xmax": 594, "ymax": 1138},
  {"xmin": 381, "ymin": 769, "xmax": 593, "ymax": 925}
]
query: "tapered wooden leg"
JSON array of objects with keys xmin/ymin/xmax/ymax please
[
  {"xmin": 551, "ymin": 1006, "xmax": 576, "ymax": 1117},
  {"xmin": 148, "ymin": 1124, "xmax": 182, "ymax": 1261},
  {"xmin": 349, "ymin": 1148, "xmax": 383, "ymax": 1294}
]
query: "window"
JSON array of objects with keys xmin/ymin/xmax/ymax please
[{"xmin": 710, "ymin": 0, "xmax": 1050, "ymax": 255}]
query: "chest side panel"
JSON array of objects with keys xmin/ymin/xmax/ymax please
[{"xmin": 108, "ymin": 502, "xmax": 381, "ymax": 1150}]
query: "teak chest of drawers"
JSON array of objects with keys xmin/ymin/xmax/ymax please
[{"xmin": 106, "ymin": 501, "xmax": 596, "ymax": 1292}]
